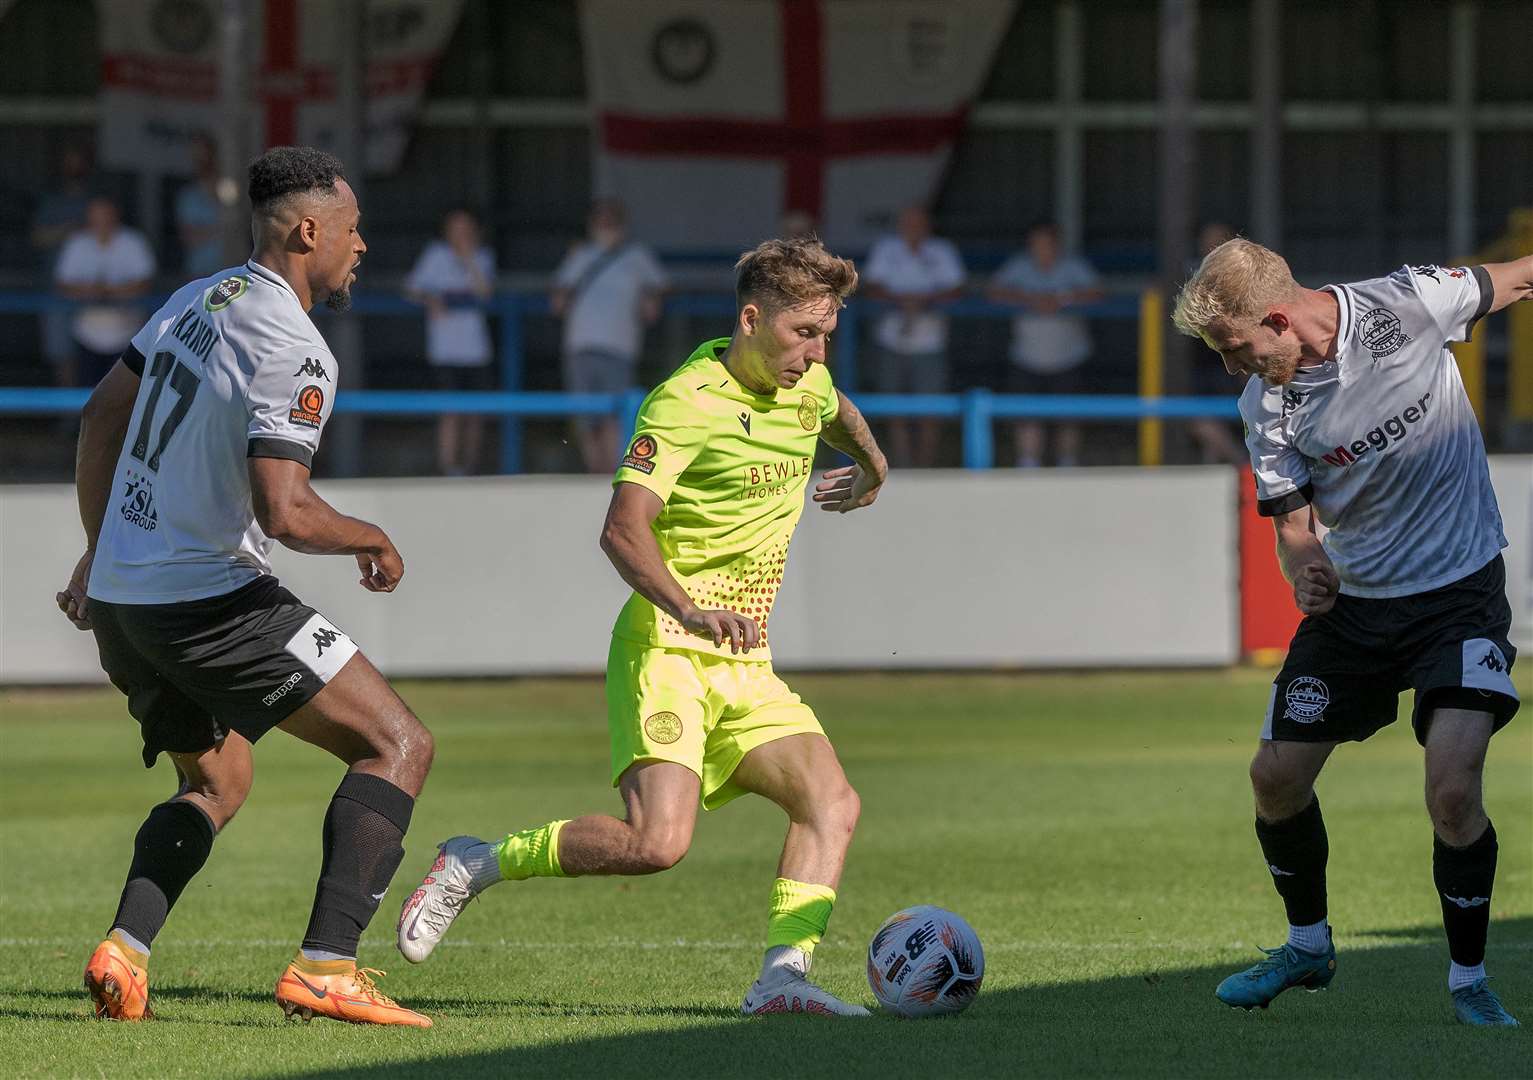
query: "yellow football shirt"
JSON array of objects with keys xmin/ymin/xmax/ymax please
[{"xmin": 611, "ymin": 337, "xmax": 839, "ymax": 660}]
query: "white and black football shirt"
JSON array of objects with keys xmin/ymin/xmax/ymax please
[
  {"xmin": 89, "ymin": 260, "xmax": 338, "ymax": 604},
  {"xmin": 1239, "ymin": 264, "xmax": 1507, "ymax": 598}
]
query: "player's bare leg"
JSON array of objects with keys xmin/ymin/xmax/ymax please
[
  {"xmin": 397, "ymin": 761, "xmax": 699, "ymax": 964},
  {"xmin": 1423, "ymin": 708, "xmax": 1517, "ymax": 1025},
  {"xmin": 274, "ymin": 652, "xmax": 435, "ymax": 1027},
  {"xmin": 86, "ymin": 735, "xmax": 252, "ymax": 1020},
  {"xmin": 1216, "ymin": 738, "xmax": 1339, "ymax": 1009},
  {"xmin": 730, "ymin": 733, "xmax": 869, "ymax": 1016}
]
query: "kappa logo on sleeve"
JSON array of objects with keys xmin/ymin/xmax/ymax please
[
  {"xmin": 292, "ymin": 357, "xmax": 330, "ymax": 381},
  {"xmin": 289, "ymin": 384, "xmax": 325, "ymax": 428},
  {"xmin": 620, "ymin": 434, "xmax": 657, "ymax": 475}
]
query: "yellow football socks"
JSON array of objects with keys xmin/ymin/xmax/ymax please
[
  {"xmin": 765, "ymin": 877, "xmax": 837, "ymax": 954},
  {"xmin": 493, "ymin": 820, "xmax": 569, "ymax": 881}
]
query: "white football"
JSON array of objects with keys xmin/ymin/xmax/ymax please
[{"xmin": 866, "ymin": 905, "xmax": 984, "ymax": 1017}]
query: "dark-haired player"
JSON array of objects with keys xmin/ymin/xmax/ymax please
[
  {"xmin": 59, "ymin": 146, "xmax": 434, "ymax": 1027},
  {"xmin": 1174, "ymin": 238, "xmax": 1529, "ymax": 1026},
  {"xmin": 397, "ymin": 237, "xmax": 888, "ymax": 1016}
]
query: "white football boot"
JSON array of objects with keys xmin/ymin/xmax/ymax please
[
  {"xmin": 396, "ymin": 836, "xmax": 485, "ymax": 964},
  {"xmin": 741, "ymin": 956, "xmax": 871, "ymax": 1017}
]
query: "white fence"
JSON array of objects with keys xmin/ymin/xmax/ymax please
[{"xmin": 1, "ymin": 459, "xmax": 1528, "ymax": 684}]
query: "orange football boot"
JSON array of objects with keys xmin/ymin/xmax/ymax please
[
  {"xmin": 83, "ymin": 933, "xmax": 152, "ymax": 1020},
  {"xmin": 274, "ymin": 956, "xmax": 432, "ymax": 1027}
]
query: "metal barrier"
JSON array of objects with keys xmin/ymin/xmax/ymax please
[{"xmin": 0, "ymin": 287, "xmax": 1242, "ymax": 470}]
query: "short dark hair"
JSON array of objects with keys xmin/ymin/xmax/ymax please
[{"xmin": 248, "ymin": 146, "xmax": 346, "ymax": 214}]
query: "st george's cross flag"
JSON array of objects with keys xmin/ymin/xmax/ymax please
[{"xmin": 579, "ymin": 0, "xmax": 1015, "ymax": 254}]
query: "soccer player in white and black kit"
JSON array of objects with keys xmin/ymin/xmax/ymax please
[
  {"xmin": 57, "ymin": 148, "xmax": 435, "ymax": 1027},
  {"xmin": 1173, "ymin": 239, "xmax": 1528, "ymax": 1027}
]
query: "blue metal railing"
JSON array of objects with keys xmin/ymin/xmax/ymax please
[{"xmin": 0, "ymin": 288, "xmax": 1237, "ymax": 470}]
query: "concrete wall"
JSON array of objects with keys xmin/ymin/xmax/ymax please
[{"xmin": 3, "ymin": 460, "xmax": 1526, "ymax": 684}]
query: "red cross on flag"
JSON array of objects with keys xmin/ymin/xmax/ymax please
[
  {"xmin": 579, "ymin": 0, "xmax": 1015, "ymax": 255},
  {"xmin": 96, "ymin": 0, "xmax": 464, "ymax": 176}
]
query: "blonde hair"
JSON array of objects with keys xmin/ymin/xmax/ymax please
[
  {"xmin": 734, "ymin": 237, "xmax": 858, "ymax": 315},
  {"xmin": 1172, "ymin": 238, "xmax": 1300, "ymax": 337}
]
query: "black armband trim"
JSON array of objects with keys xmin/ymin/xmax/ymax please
[
  {"xmin": 247, "ymin": 437, "xmax": 313, "ymax": 468},
  {"xmin": 1467, "ymin": 265, "xmax": 1494, "ymax": 332},
  {"xmin": 1256, "ymin": 482, "xmax": 1314, "ymax": 517},
  {"xmin": 121, "ymin": 345, "xmax": 146, "ymax": 377}
]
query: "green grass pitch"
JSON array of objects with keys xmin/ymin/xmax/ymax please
[{"xmin": 1, "ymin": 669, "xmax": 1528, "ymax": 1078}]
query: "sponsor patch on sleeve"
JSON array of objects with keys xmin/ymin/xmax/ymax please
[
  {"xmin": 283, "ymin": 612, "xmax": 357, "ymax": 682},
  {"xmin": 620, "ymin": 434, "xmax": 657, "ymax": 475},
  {"xmin": 289, "ymin": 384, "xmax": 325, "ymax": 428}
]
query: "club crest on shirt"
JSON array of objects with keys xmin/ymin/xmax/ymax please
[
  {"xmin": 1284, "ymin": 676, "xmax": 1330, "ymax": 723},
  {"xmin": 289, "ymin": 384, "xmax": 324, "ymax": 428},
  {"xmin": 204, "ymin": 274, "xmax": 249, "ymax": 313},
  {"xmin": 621, "ymin": 434, "xmax": 657, "ymax": 475},
  {"xmin": 797, "ymin": 394, "xmax": 820, "ymax": 431},
  {"xmin": 1357, "ymin": 307, "xmax": 1411, "ymax": 359}
]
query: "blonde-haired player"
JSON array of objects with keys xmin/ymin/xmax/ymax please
[
  {"xmin": 1176, "ymin": 237, "xmax": 1529, "ymax": 1026},
  {"xmin": 398, "ymin": 237, "xmax": 887, "ymax": 1015}
]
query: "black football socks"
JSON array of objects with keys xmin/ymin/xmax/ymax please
[
  {"xmin": 300, "ymin": 772, "xmax": 414, "ymax": 960},
  {"xmin": 110, "ymin": 799, "xmax": 217, "ymax": 953},
  {"xmin": 1254, "ymin": 795, "xmax": 1329, "ymax": 950},
  {"xmin": 1434, "ymin": 820, "xmax": 1497, "ymax": 989}
]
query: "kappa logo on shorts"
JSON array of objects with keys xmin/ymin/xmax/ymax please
[
  {"xmin": 1477, "ymin": 648, "xmax": 1506, "ymax": 673},
  {"xmin": 262, "ymin": 671, "xmax": 304, "ymax": 707},
  {"xmin": 1284, "ymin": 676, "xmax": 1330, "ymax": 723},
  {"xmin": 1461, "ymin": 638, "xmax": 1516, "ymax": 697},
  {"xmin": 283, "ymin": 613, "xmax": 357, "ymax": 682},
  {"xmin": 644, "ymin": 710, "xmax": 683, "ymax": 744}
]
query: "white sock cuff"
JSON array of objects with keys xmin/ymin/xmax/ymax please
[
  {"xmin": 1448, "ymin": 962, "xmax": 1486, "ymax": 992},
  {"xmin": 1286, "ymin": 919, "xmax": 1329, "ymax": 954}
]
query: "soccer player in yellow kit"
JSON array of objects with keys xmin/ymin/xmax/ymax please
[{"xmin": 397, "ymin": 237, "xmax": 888, "ymax": 1015}]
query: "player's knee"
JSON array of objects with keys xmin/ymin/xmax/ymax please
[
  {"xmin": 634, "ymin": 827, "xmax": 690, "ymax": 873},
  {"xmin": 1426, "ymin": 772, "xmax": 1481, "ymax": 834},
  {"xmin": 1248, "ymin": 753, "xmax": 1308, "ymax": 817},
  {"xmin": 825, "ymin": 781, "xmax": 860, "ymax": 836}
]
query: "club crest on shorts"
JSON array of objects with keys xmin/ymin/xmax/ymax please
[
  {"xmin": 1284, "ymin": 676, "xmax": 1330, "ymax": 723},
  {"xmin": 644, "ymin": 710, "xmax": 682, "ymax": 744}
]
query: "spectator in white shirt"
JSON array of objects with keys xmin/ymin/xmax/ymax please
[
  {"xmin": 551, "ymin": 199, "xmax": 667, "ymax": 473},
  {"xmin": 54, "ymin": 196, "xmax": 156, "ymax": 387},
  {"xmin": 175, "ymin": 134, "xmax": 224, "ymax": 278},
  {"xmin": 862, "ymin": 206, "xmax": 966, "ymax": 467},
  {"xmin": 989, "ymin": 222, "xmax": 1102, "ymax": 468},
  {"xmin": 406, "ymin": 208, "xmax": 497, "ymax": 476}
]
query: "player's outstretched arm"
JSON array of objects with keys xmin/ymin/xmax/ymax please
[
  {"xmin": 248, "ymin": 457, "xmax": 404, "ymax": 593},
  {"xmin": 1272, "ymin": 505, "xmax": 1339, "ymax": 616},
  {"xmin": 813, "ymin": 390, "xmax": 888, "ymax": 513},
  {"xmin": 600, "ymin": 482, "xmax": 759, "ymax": 653},
  {"xmin": 1482, "ymin": 255, "xmax": 1533, "ymax": 314},
  {"xmin": 57, "ymin": 358, "xmax": 142, "ymax": 629}
]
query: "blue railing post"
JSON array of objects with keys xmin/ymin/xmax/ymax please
[
  {"xmin": 498, "ymin": 295, "xmax": 524, "ymax": 474},
  {"xmin": 619, "ymin": 387, "xmax": 647, "ymax": 446},
  {"xmin": 962, "ymin": 388, "xmax": 995, "ymax": 469},
  {"xmin": 837, "ymin": 304, "xmax": 860, "ymax": 391}
]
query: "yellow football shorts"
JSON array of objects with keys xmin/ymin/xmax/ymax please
[{"xmin": 606, "ymin": 637, "xmax": 825, "ymax": 810}]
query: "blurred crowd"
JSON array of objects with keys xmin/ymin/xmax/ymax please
[{"xmin": 25, "ymin": 143, "xmax": 1247, "ymax": 476}]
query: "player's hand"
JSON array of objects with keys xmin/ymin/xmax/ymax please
[
  {"xmin": 1294, "ymin": 562, "xmax": 1339, "ymax": 616},
  {"xmin": 357, "ymin": 540, "xmax": 404, "ymax": 593},
  {"xmin": 813, "ymin": 463, "xmax": 886, "ymax": 513},
  {"xmin": 55, "ymin": 549, "xmax": 94, "ymax": 631},
  {"xmin": 681, "ymin": 607, "xmax": 760, "ymax": 654}
]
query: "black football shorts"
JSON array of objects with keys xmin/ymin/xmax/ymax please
[
  {"xmin": 1264, "ymin": 555, "xmax": 1519, "ymax": 746},
  {"xmin": 90, "ymin": 576, "xmax": 359, "ymax": 766}
]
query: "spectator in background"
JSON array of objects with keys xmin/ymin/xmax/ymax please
[
  {"xmin": 989, "ymin": 222, "xmax": 1102, "ymax": 468},
  {"xmin": 30, "ymin": 145, "xmax": 94, "ymax": 382},
  {"xmin": 1183, "ymin": 222, "xmax": 1247, "ymax": 465},
  {"xmin": 552, "ymin": 198, "xmax": 667, "ymax": 473},
  {"xmin": 861, "ymin": 205, "xmax": 966, "ymax": 467},
  {"xmin": 406, "ymin": 208, "xmax": 497, "ymax": 476},
  {"xmin": 175, "ymin": 134, "xmax": 224, "ymax": 277},
  {"xmin": 53, "ymin": 196, "xmax": 155, "ymax": 387},
  {"xmin": 780, "ymin": 209, "xmax": 818, "ymax": 241}
]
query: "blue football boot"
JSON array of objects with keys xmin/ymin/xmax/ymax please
[
  {"xmin": 1451, "ymin": 979, "xmax": 1520, "ymax": 1027},
  {"xmin": 1216, "ymin": 928, "xmax": 1336, "ymax": 1009}
]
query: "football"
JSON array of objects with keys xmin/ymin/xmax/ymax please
[{"xmin": 866, "ymin": 905, "xmax": 985, "ymax": 1018}]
